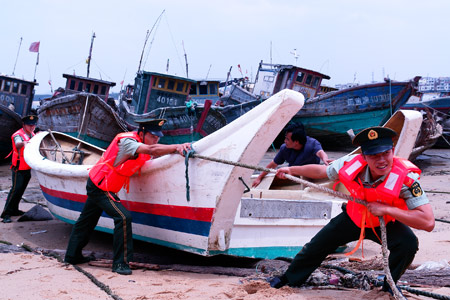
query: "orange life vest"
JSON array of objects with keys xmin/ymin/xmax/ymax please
[
  {"xmin": 89, "ymin": 132, "xmax": 151, "ymax": 193},
  {"xmin": 11, "ymin": 128, "xmax": 35, "ymax": 170},
  {"xmin": 339, "ymin": 154, "xmax": 421, "ymax": 228}
]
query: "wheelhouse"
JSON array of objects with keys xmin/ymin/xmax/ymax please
[
  {"xmin": 131, "ymin": 71, "xmax": 196, "ymax": 114},
  {"xmin": 189, "ymin": 79, "xmax": 220, "ymax": 104},
  {"xmin": 0, "ymin": 75, "xmax": 37, "ymax": 116},
  {"xmin": 62, "ymin": 74, "xmax": 116, "ymax": 101},
  {"xmin": 252, "ymin": 61, "xmax": 330, "ymax": 100}
]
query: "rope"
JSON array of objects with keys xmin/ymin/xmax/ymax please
[
  {"xmin": 399, "ymin": 285, "xmax": 450, "ymax": 300},
  {"xmin": 48, "ymin": 129, "xmax": 72, "ymax": 164},
  {"xmin": 190, "ymin": 153, "xmax": 366, "ymax": 205},
  {"xmin": 419, "ymin": 102, "xmax": 450, "ymax": 118},
  {"xmin": 435, "ymin": 218, "xmax": 450, "ymax": 224},
  {"xmin": 189, "ymin": 153, "xmax": 404, "ymax": 299},
  {"xmin": 379, "ymin": 217, "xmax": 406, "ymax": 300},
  {"xmin": 184, "ymin": 149, "xmax": 196, "ymax": 202}
]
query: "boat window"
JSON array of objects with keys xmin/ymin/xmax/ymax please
[
  {"xmin": 263, "ymin": 75, "xmax": 274, "ymax": 82},
  {"xmin": 100, "ymin": 85, "xmax": 107, "ymax": 95},
  {"xmin": 305, "ymin": 74, "xmax": 313, "ymax": 85},
  {"xmin": 69, "ymin": 79, "xmax": 75, "ymax": 90},
  {"xmin": 0, "ymin": 80, "xmax": 2, "ymax": 90},
  {"xmin": 77, "ymin": 82, "xmax": 83, "ymax": 92},
  {"xmin": 12, "ymin": 82, "xmax": 19, "ymax": 93},
  {"xmin": 177, "ymin": 82, "xmax": 185, "ymax": 92},
  {"xmin": 20, "ymin": 84, "xmax": 28, "ymax": 95},
  {"xmin": 189, "ymin": 83, "xmax": 197, "ymax": 95},
  {"xmin": 85, "ymin": 83, "xmax": 91, "ymax": 92},
  {"xmin": 296, "ymin": 72, "xmax": 305, "ymax": 83},
  {"xmin": 157, "ymin": 78, "xmax": 166, "ymax": 89},
  {"xmin": 312, "ymin": 77, "xmax": 320, "ymax": 88},
  {"xmin": 93, "ymin": 84, "xmax": 99, "ymax": 94},
  {"xmin": 209, "ymin": 83, "xmax": 217, "ymax": 95},
  {"xmin": 167, "ymin": 80, "xmax": 175, "ymax": 90},
  {"xmin": 3, "ymin": 81, "xmax": 11, "ymax": 92},
  {"xmin": 185, "ymin": 83, "xmax": 189, "ymax": 93},
  {"xmin": 199, "ymin": 84, "xmax": 208, "ymax": 95}
]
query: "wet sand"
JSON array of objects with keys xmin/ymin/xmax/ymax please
[{"xmin": 0, "ymin": 149, "xmax": 449, "ymax": 299}]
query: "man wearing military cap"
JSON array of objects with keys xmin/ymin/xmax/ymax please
[
  {"xmin": 269, "ymin": 126, "xmax": 435, "ymax": 294},
  {"xmin": 1, "ymin": 115, "xmax": 39, "ymax": 223},
  {"xmin": 65, "ymin": 118, "xmax": 191, "ymax": 275}
]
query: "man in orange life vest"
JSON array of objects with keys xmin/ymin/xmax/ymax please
[
  {"xmin": 64, "ymin": 118, "xmax": 191, "ymax": 275},
  {"xmin": 1, "ymin": 115, "xmax": 38, "ymax": 224},
  {"xmin": 269, "ymin": 126, "xmax": 435, "ymax": 293}
]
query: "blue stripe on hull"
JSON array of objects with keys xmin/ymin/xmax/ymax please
[
  {"xmin": 51, "ymin": 212, "xmax": 210, "ymax": 256},
  {"xmin": 43, "ymin": 191, "xmax": 212, "ymax": 237},
  {"xmin": 50, "ymin": 205, "xmax": 348, "ymax": 259},
  {"xmin": 295, "ymin": 109, "xmax": 390, "ymax": 136},
  {"xmin": 211, "ymin": 245, "xmax": 347, "ymax": 259}
]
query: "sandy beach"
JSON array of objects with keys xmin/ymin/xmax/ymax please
[{"xmin": 0, "ymin": 148, "xmax": 449, "ymax": 300}]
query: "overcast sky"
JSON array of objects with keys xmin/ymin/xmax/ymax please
[{"xmin": 2, "ymin": 0, "xmax": 449, "ymax": 95}]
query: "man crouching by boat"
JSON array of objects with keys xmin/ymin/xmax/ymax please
[
  {"xmin": 64, "ymin": 118, "xmax": 191, "ymax": 275},
  {"xmin": 269, "ymin": 126, "xmax": 435, "ymax": 295}
]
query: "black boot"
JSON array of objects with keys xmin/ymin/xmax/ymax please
[{"xmin": 269, "ymin": 274, "xmax": 288, "ymax": 288}]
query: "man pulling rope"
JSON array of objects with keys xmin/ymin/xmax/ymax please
[{"xmin": 188, "ymin": 126, "xmax": 435, "ymax": 299}]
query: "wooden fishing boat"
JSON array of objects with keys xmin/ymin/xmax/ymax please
[
  {"xmin": 24, "ymin": 90, "xmax": 423, "ymax": 259},
  {"xmin": 0, "ymin": 104, "xmax": 22, "ymax": 158},
  {"xmin": 219, "ymin": 83, "xmax": 258, "ymax": 106},
  {"xmin": 118, "ymin": 71, "xmax": 227, "ymax": 144},
  {"xmin": 233, "ymin": 62, "xmax": 421, "ymax": 147},
  {"xmin": 0, "ymin": 74, "xmax": 38, "ymax": 159},
  {"xmin": 37, "ymin": 93, "xmax": 127, "ymax": 149},
  {"xmin": 292, "ymin": 77, "xmax": 422, "ymax": 145},
  {"xmin": 402, "ymin": 95, "xmax": 450, "ymax": 148}
]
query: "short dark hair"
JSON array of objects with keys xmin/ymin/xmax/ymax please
[{"xmin": 285, "ymin": 122, "xmax": 306, "ymax": 145}]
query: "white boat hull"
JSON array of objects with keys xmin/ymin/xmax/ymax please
[{"xmin": 25, "ymin": 91, "xmax": 423, "ymax": 259}]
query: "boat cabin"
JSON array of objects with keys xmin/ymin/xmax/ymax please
[
  {"xmin": 252, "ymin": 61, "xmax": 330, "ymax": 100},
  {"xmin": 131, "ymin": 71, "xmax": 196, "ymax": 114},
  {"xmin": 0, "ymin": 75, "xmax": 37, "ymax": 116},
  {"xmin": 62, "ymin": 74, "xmax": 116, "ymax": 101},
  {"xmin": 319, "ymin": 85, "xmax": 339, "ymax": 95},
  {"xmin": 189, "ymin": 79, "xmax": 220, "ymax": 105}
]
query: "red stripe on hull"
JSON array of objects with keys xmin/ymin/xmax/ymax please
[{"xmin": 40, "ymin": 185, "xmax": 214, "ymax": 222}]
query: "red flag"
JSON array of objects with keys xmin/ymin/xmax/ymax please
[
  {"xmin": 29, "ymin": 41, "xmax": 40, "ymax": 53},
  {"xmin": 237, "ymin": 64, "xmax": 243, "ymax": 77}
]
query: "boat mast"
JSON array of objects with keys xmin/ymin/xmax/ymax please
[
  {"xmin": 12, "ymin": 37, "xmax": 23, "ymax": 76},
  {"xmin": 222, "ymin": 66, "xmax": 232, "ymax": 96},
  {"xmin": 205, "ymin": 64, "xmax": 212, "ymax": 79},
  {"xmin": 86, "ymin": 32, "xmax": 96, "ymax": 78},
  {"xmin": 137, "ymin": 9, "xmax": 165, "ymax": 73},
  {"xmin": 182, "ymin": 40, "xmax": 188, "ymax": 78}
]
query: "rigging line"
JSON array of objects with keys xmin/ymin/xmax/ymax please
[
  {"xmin": 138, "ymin": 9, "xmax": 164, "ymax": 72},
  {"xmin": 163, "ymin": 13, "xmax": 185, "ymax": 76},
  {"xmin": 12, "ymin": 37, "xmax": 22, "ymax": 75},
  {"xmin": 142, "ymin": 12, "xmax": 164, "ymax": 71},
  {"xmin": 64, "ymin": 60, "xmax": 85, "ymax": 72},
  {"xmin": 419, "ymin": 103, "xmax": 450, "ymax": 118},
  {"xmin": 92, "ymin": 61, "xmax": 114, "ymax": 81}
]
